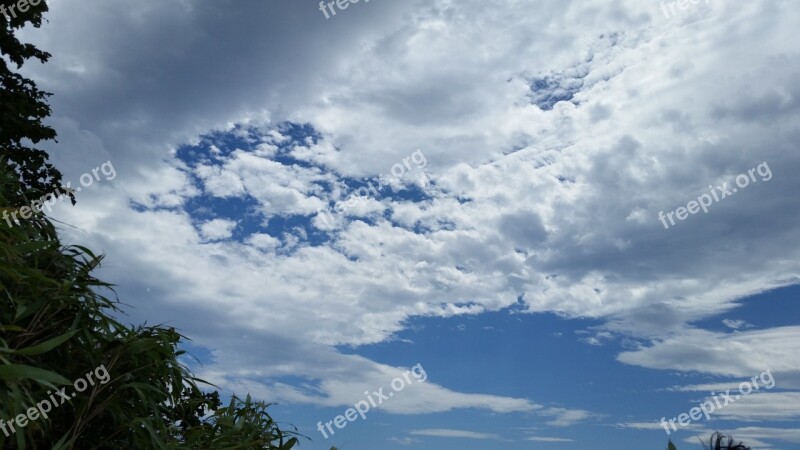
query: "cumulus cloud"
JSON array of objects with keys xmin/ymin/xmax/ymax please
[{"xmin": 199, "ymin": 218, "xmax": 237, "ymax": 241}]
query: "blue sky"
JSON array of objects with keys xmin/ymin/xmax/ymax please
[{"xmin": 18, "ymin": 0, "xmax": 800, "ymax": 448}]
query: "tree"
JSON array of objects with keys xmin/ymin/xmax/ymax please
[
  {"xmin": 667, "ymin": 433, "xmax": 751, "ymax": 450},
  {"xmin": 0, "ymin": 0, "xmax": 69, "ymax": 203}
]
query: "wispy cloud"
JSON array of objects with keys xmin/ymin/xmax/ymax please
[
  {"xmin": 525, "ymin": 436, "xmax": 574, "ymax": 442},
  {"xmin": 410, "ymin": 429, "xmax": 499, "ymax": 440},
  {"xmin": 723, "ymin": 319, "xmax": 754, "ymax": 330},
  {"xmin": 540, "ymin": 408, "xmax": 594, "ymax": 427}
]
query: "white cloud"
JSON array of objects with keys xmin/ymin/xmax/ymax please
[
  {"xmin": 710, "ymin": 392, "xmax": 800, "ymax": 422},
  {"xmin": 616, "ymin": 422, "xmax": 702, "ymax": 431},
  {"xmin": 410, "ymin": 429, "xmax": 499, "ymax": 440},
  {"xmin": 199, "ymin": 218, "xmax": 237, "ymax": 241},
  {"xmin": 723, "ymin": 319, "xmax": 754, "ymax": 330},
  {"xmin": 246, "ymin": 233, "xmax": 280, "ymax": 251},
  {"xmin": 388, "ymin": 436, "xmax": 419, "ymax": 446},
  {"xmin": 25, "ymin": 0, "xmax": 800, "ymax": 441},
  {"xmin": 669, "ymin": 382, "xmax": 752, "ymax": 393},
  {"xmin": 540, "ymin": 408, "xmax": 594, "ymax": 427},
  {"xmin": 525, "ymin": 436, "xmax": 574, "ymax": 442},
  {"xmin": 728, "ymin": 427, "xmax": 800, "ymax": 445},
  {"xmin": 617, "ymin": 327, "xmax": 800, "ymax": 377}
]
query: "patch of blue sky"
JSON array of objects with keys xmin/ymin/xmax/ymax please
[
  {"xmin": 527, "ymin": 74, "xmax": 587, "ymax": 111},
  {"xmin": 692, "ymin": 284, "xmax": 800, "ymax": 333},
  {"xmin": 174, "ymin": 123, "xmax": 436, "ymax": 249}
]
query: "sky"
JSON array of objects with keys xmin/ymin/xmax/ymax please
[{"xmin": 15, "ymin": 0, "xmax": 800, "ymax": 448}]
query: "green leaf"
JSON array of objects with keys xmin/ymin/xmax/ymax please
[
  {"xmin": 50, "ymin": 432, "xmax": 76, "ymax": 450},
  {"xmin": 13, "ymin": 329, "xmax": 78, "ymax": 355},
  {"xmin": 280, "ymin": 437, "xmax": 299, "ymax": 450},
  {"xmin": 668, "ymin": 439, "xmax": 677, "ymax": 450},
  {"xmin": 0, "ymin": 364, "xmax": 70, "ymax": 385}
]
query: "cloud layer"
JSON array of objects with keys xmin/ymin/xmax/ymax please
[{"xmin": 19, "ymin": 0, "xmax": 800, "ymax": 446}]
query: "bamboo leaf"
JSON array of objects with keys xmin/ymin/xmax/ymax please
[
  {"xmin": 0, "ymin": 364, "xmax": 70, "ymax": 385},
  {"xmin": 14, "ymin": 329, "xmax": 78, "ymax": 355}
]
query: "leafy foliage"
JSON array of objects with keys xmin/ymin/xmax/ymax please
[
  {"xmin": 0, "ymin": 0, "xmax": 69, "ymax": 202},
  {"xmin": 0, "ymin": 166, "xmax": 301, "ymax": 449}
]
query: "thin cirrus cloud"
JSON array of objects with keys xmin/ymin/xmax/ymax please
[
  {"xmin": 525, "ymin": 436, "xmax": 574, "ymax": 442},
  {"xmin": 409, "ymin": 429, "xmax": 500, "ymax": 440}
]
